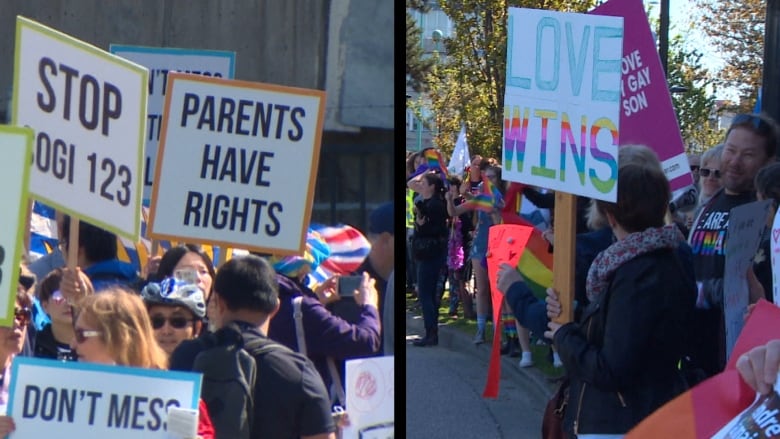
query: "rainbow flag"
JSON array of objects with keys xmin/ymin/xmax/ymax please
[
  {"xmin": 467, "ymin": 194, "xmax": 494, "ymax": 212},
  {"xmin": 466, "ymin": 176, "xmax": 502, "ymax": 212},
  {"xmin": 423, "ymin": 148, "xmax": 448, "ymax": 177},
  {"xmin": 499, "ymin": 185, "xmax": 552, "ymax": 298},
  {"xmin": 627, "ymin": 300, "xmax": 780, "ymax": 438}
]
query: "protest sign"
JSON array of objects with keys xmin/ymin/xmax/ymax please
[
  {"xmin": 723, "ymin": 200, "xmax": 773, "ymax": 359},
  {"xmin": 483, "ymin": 224, "xmax": 533, "ymax": 398},
  {"xmin": 0, "ymin": 126, "xmax": 33, "ymax": 326},
  {"xmin": 341, "ymin": 356, "xmax": 394, "ymax": 439},
  {"xmin": 7, "ymin": 357, "xmax": 201, "ymax": 438},
  {"xmin": 148, "ymin": 73, "xmax": 325, "ymax": 255},
  {"xmin": 772, "ymin": 208, "xmax": 780, "ymax": 305},
  {"xmin": 12, "ymin": 17, "xmax": 148, "ymax": 241},
  {"xmin": 503, "ymin": 8, "xmax": 623, "ymax": 202},
  {"xmin": 592, "ymin": 0, "xmax": 692, "ymax": 191},
  {"xmin": 109, "ymin": 45, "xmax": 236, "ymax": 202}
]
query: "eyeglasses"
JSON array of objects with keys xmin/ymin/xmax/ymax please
[
  {"xmin": 700, "ymin": 168, "xmax": 721, "ymax": 179},
  {"xmin": 150, "ymin": 316, "xmax": 192, "ymax": 330},
  {"xmin": 690, "ymin": 165, "xmax": 700, "ymax": 173},
  {"xmin": 14, "ymin": 307, "xmax": 31, "ymax": 326},
  {"xmin": 49, "ymin": 290, "xmax": 68, "ymax": 305},
  {"xmin": 74, "ymin": 327, "xmax": 102, "ymax": 344}
]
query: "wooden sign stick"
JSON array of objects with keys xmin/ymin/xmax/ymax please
[
  {"xmin": 23, "ymin": 200, "xmax": 33, "ymax": 258},
  {"xmin": 67, "ymin": 217, "xmax": 80, "ymax": 269},
  {"xmin": 552, "ymin": 192, "xmax": 576, "ymax": 324}
]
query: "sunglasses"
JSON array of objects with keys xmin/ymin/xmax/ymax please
[
  {"xmin": 700, "ymin": 168, "xmax": 721, "ymax": 178},
  {"xmin": 150, "ymin": 315, "xmax": 192, "ymax": 330},
  {"xmin": 690, "ymin": 165, "xmax": 700, "ymax": 173},
  {"xmin": 14, "ymin": 307, "xmax": 31, "ymax": 326},
  {"xmin": 74, "ymin": 327, "xmax": 102, "ymax": 344}
]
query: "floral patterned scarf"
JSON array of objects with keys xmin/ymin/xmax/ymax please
[{"xmin": 586, "ymin": 224, "xmax": 686, "ymax": 303}]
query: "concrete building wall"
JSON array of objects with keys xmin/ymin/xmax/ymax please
[{"xmin": 0, "ymin": 0, "xmax": 393, "ymax": 230}]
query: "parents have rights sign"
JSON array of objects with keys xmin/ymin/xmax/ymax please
[{"xmin": 149, "ymin": 73, "xmax": 325, "ymax": 255}]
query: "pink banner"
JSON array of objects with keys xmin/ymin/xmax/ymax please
[{"xmin": 592, "ymin": 0, "xmax": 693, "ymax": 191}]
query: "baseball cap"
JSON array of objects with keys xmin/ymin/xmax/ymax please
[{"xmin": 368, "ymin": 202, "xmax": 394, "ymax": 235}]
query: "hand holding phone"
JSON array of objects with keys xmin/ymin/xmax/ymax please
[{"xmin": 337, "ymin": 276, "xmax": 362, "ymax": 298}]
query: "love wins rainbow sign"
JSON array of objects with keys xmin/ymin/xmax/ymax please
[{"xmin": 503, "ymin": 8, "xmax": 623, "ymax": 202}]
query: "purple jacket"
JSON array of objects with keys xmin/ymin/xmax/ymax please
[{"xmin": 268, "ymin": 275, "xmax": 381, "ymax": 392}]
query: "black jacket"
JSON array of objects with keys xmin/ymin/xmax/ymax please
[
  {"xmin": 33, "ymin": 324, "xmax": 75, "ymax": 361},
  {"xmin": 554, "ymin": 247, "xmax": 696, "ymax": 435}
]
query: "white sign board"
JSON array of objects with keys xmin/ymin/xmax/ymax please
[
  {"xmin": 342, "ymin": 356, "xmax": 394, "ymax": 439},
  {"xmin": 723, "ymin": 200, "xmax": 773, "ymax": 359},
  {"xmin": 503, "ymin": 8, "xmax": 624, "ymax": 202},
  {"xmin": 109, "ymin": 45, "xmax": 236, "ymax": 202},
  {"xmin": 7, "ymin": 357, "xmax": 201, "ymax": 438},
  {"xmin": 13, "ymin": 16, "xmax": 148, "ymax": 241},
  {"xmin": 149, "ymin": 73, "xmax": 325, "ymax": 255},
  {"xmin": 0, "ymin": 126, "xmax": 33, "ymax": 326}
]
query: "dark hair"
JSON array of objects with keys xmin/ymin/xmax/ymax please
[
  {"xmin": 447, "ymin": 175, "xmax": 462, "ymax": 188},
  {"xmin": 213, "ymin": 255, "xmax": 278, "ymax": 314},
  {"xmin": 61, "ymin": 215, "xmax": 117, "ymax": 264},
  {"xmin": 755, "ymin": 162, "xmax": 780, "ymax": 207},
  {"xmin": 422, "ymin": 173, "xmax": 446, "ymax": 199},
  {"xmin": 18, "ymin": 265, "xmax": 34, "ymax": 308},
  {"xmin": 154, "ymin": 244, "xmax": 216, "ymax": 285},
  {"xmin": 486, "ymin": 164, "xmax": 506, "ymax": 196},
  {"xmin": 597, "ymin": 162, "xmax": 670, "ymax": 233},
  {"xmin": 406, "ymin": 151, "xmax": 421, "ymax": 176},
  {"xmin": 37, "ymin": 268, "xmax": 63, "ymax": 302},
  {"xmin": 727, "ymin": 113, "xmax": 780, "ymax": 159}
]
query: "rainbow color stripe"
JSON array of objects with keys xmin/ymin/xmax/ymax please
[
  {"xmin": 467, "ymin": 194, "xmax": 494, "ymax": 212},
  {"xmin": 423, "ymin": 148, "xmax": 448, "ymax": 177},
  {"xmin": 499, "ymin": 187, "xmax": 553, "ymax": 298}
]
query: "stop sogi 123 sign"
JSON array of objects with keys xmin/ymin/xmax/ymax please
[{"xmin": 13, "ymin": 16, "xmax": 147, "ymax": 240}]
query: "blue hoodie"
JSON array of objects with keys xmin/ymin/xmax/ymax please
[{"xmin": 84, "ymin": 259, "xmax": 143, "ymax": 292}]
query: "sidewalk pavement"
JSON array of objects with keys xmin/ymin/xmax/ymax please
[{"xmin": 407, "ymin": 311, "xmax": 555, "ymax": 405}]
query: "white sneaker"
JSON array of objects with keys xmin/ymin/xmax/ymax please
[
  {"xmin": 473, "ymin": 328, "xmax": 485, "ymax": 344},
  {"xmin": 552, "ymin": 353, "xmax": 563, "ymax": 368},
  {"xmin": 519, "ymin": 353, "xmax": 534, "ymax": 368}
]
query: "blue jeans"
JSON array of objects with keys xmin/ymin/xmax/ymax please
[{"xmin": 417, "ymin": 252, "xmax": 447, "ymax": 330}]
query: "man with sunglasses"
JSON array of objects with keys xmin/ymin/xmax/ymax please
[{"xmin": 686, "ymin": 113, "xmax": 780, "ymax": 380}]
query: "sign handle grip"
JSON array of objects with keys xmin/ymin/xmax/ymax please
[
  {"xmin": 552, "ymin": 192, "xmax": 576, "ymax": 324},
  {"xmin": 67, "ymin": 217, "xmax": 80, "ymax": 268}
]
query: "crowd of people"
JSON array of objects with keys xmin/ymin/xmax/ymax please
[
  {"xmin": 0, "ymin": 200, "xmax": 395, "ymax": 439},
  {"xmin": 406, "ymin": 112, "xmax": 780, "ymax": 437}
]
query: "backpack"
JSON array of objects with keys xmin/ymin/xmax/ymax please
[{"xmin": 192, "ymin": 322, "xmax": 286, "ymax": 439}]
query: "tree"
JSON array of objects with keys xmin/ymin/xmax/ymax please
[
  {"xmin": 692, "ymin": 0, "xmax": 764, "ymax": 112},
  {"xmin": 406, "ymin": 0, "xmax": 435, "ymax": 93},
  {"xmin": 424, "ymin": 0, "xmax": 597, "ymax": 160},
  {"xmin": 666, "ymin": 34, "xmax": 724, "ymax": 152}
]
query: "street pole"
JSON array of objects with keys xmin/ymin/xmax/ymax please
[
  {"xmin": 659, "ymin": 0, "xmax": 670, "ymax": 76},
  {"xmin": 416, "ymin": 8, "xmax": 425, "ymax": 152},
  {"xmin": 764, "ymin": 0, "xmax": 780, "ymax": 142}
]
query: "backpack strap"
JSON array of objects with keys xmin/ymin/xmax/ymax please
[
  {"xmin": 293, "ymin": 296, "xmax": 345, "ymax": 407},
  {"xmin": 292, "ymin": 296, "xmax": 308, "ymax": 356}
]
